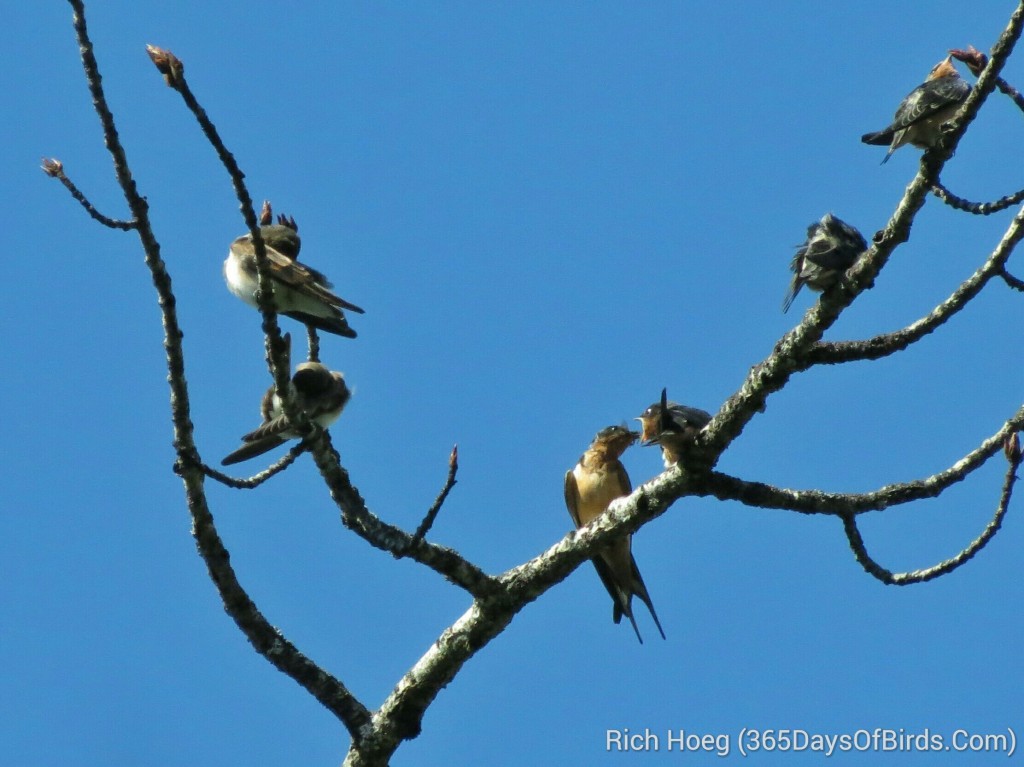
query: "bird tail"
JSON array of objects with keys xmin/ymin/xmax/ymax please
[
  {"xmin": 283, "ymin": 310, "xmax": 358, "ymax": 339},
  {"xmin": 221, "ymin": 435, "xmax": 288, "ymax": 465},
  {"xmin": 781, "ymin": 276, "xmax": 801, "ymax": 313},
  {"xmin": 613, "ymin": 601, "xmax": 645, "ymax": 645},
  {"xmin": 631, "ymin": 557, "xmax": 666, "ymax": 641},
  {"xmin": 860, "ymin": 129, "xmax": 893, "ymax": 146}
]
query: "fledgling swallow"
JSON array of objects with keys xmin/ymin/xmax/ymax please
[
  {"xmin": 637, "ymin": 388, "xmax": 712, "ymax": 468},
  {"xmin": 564, "ymin": 425, "xmax": 665, "ymax": 644},
  {"xmin": 782, "ymin": 213, "xmax": 867, "ymax": 313},
  {"xmin": 224, "ymin": 214, "xmax": 364, "ymax": 338},
  {"xmin": 222, "ymin": 334, "xmax": 350, "ymax": 465},
  {"xmin": 861, "ymin": 56, "xmax": 971, "ymax": 163}
]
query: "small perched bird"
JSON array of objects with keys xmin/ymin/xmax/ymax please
[
  {"xmin": 637, "ymin": 389, "xmax": 712, "ymax": 468},
  {"xmin": 564, "ymin": 425, "xmax": 665, "ymax": 644},
  {"xmin": 224, "ymin": 215, "xmax": 364, "ymax": 338},
  {"xmin": 222, "ymin": 335, "xmax": 350, "ymax": 465},
  {"xmin": 861, "ymin": 56, "xmax": 971, "ymax": 163},
  {"xmin": 782, "ymin": 213, "xmax": 867, "ymax": 313}
]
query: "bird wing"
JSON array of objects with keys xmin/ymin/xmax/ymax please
[
  {"xmin": 891, "ymin": 78, "xmax": 970, "ymax": 131},
  {"xmin": 231, "ymin": 237, "xmax": 364, "ymax": 314},
  {"xmin": 221, "ymin": 434, "xmax": 288, "ymax": 466},
  {"xmin": 564, "ymin": 469, "xmax": 583, "ymax": 529}
]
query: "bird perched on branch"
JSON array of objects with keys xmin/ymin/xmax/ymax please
[
  {"xmin": 861, "ymin": 55, "xmax": 971, "ymax": 163},
  {"xmin": 222, "ymin": 334, "xmax": 350, "ymax": 465},
  {"xmin": 224, "ymin": 205, "xmax": 364, "ymax": 338},
  {"xmin": 564, "ymin": 425, "xmax": 665, "ymax": 644},
  {"xmin": 782, "ymin": 213, "xmax": 867, "ymax": 313},
  {"xmin": 637, "ymin": 389, "xmax": 712, "ymax": 468}
]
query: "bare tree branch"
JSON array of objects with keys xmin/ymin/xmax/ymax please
[
  {"xmin": 840, "ymin": 438, "xmax": 1017, "ymax": 584},
  {"xmin": 805, "ymin": 206, "xmax": 1024, "ymax": 365},
  {"xmin": 409, "ymin": 445, "xmax": 460, "ymax": 548},
  {"xmin": 689, "ymin": 406, "xmax": 1023, "ymax": 515},
  {"xmin": 930, "ymin": 179, "xmax": 1024, "ymax": 215},
  {"xmin": 186, "ymin": 444, "xmax": 306, "ymax": 489},
  {"xmin": 41, "ymin": 157, "xmax": 137, "ymax": 229},
  {"xmin": 695, "ymin": 13, "xmax": 1024, "ymax": 467},
  {"xmin": 1001, "ymin": 265, "xmax": 1024, "ymax": 291},
  {"xmin": 64, "ymin": 0, "xmax": 373, "ymax": 739}
]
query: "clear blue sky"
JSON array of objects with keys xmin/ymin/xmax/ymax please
[{"xmin": 4, "ymin": 3, "xmax": 1022, "ymax": 765}]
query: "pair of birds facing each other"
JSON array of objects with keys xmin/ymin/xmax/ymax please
[
  {"xmin": 784, "ymin": 55, "xmax": 969, "ymax": 313},
  {"xmin": 564, "ymin": 390, "xmax": 712, "ymax": 643}
]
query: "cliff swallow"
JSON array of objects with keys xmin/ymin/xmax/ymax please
[
  {"xmin": 564, "ymin": 425, "xmax": 665, "ymax": 643},
  {"xmin": 783, "ymin": 213, "xmax": 867, "ymax": 313},
  {"xmin": 224, "ymin": 215, "xmax": 364, "ymax": 338},
  {"xmin": 861, "ymin": 56, "xmax": 970, "ymax": 163}
]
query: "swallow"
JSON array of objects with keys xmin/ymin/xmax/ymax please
[
  {"xmin": 564, "ymin": 425, "xmax": 665, "ymax": 644},
  {"xmin": 224, "ymin": 214, "xmax": 364, "ymax": 338},
  {"xmin": 222, "ymin": 334, "xmax": 350, "ymax": 465},
  {"xmin": 861, "ymin": 56, "xmax": 971, "ymax": 163},
  {"xmin": 782, "ymin": 213, "xmax": 867, "ymax": 313},
  {"xmin": 637, "ymin": 389, "xmax": 712, "ymax": 468}
]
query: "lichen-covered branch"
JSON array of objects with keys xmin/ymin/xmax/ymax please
[
  {"xmin": 64, "ymin": 0, "xmax": 371, "ymax": 740},
  {"xmin": 409, "ymin": 445, "xmax": 460, "ymax": 548},
  {"xmin": 691, "ymin": 406, "xmax": 1023, "ymax": 515},
  {"xmin": 805, "ymin": 206, "xmax": 1024, "ymax": 365},
  {"xmin": 840, "ymin": 437, "xmax": 1018, "ymax": 585}
]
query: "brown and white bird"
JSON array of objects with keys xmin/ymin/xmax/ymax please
[
  {"xmin": 564, "ymin": 425, "xmax": 665, "ymax": 644},
  {"xmin": 861, "ymin": 56, "xmax": 971, "ymax": 163},
  {"xmin": 224, "ymin": 215, "xmax": 364, "ymax": 338},
  {"xmin": 222, "ymin": 335, "xmax": 350, "ymax": 465},
  {"xmin": 637, "ymin": 389, "xmax": 712, "ymax": 468},
  {"xmin": 782, "ymin": 213, "xmax": 867, "ymax": 313}
]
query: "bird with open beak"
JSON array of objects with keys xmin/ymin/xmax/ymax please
[
  {"xmin": 564, "ymin": 425, "xmax": 665, "ymax": 644},
  {"xmin": 637, "ymin": 389, "xmax": 712, "ymax": 468},
  {"xmin": 861, "ymin": 55, "xmax": 971, "ymax": 163}
]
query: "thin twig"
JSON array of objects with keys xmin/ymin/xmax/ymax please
[
  {"xmin": 40, "ymin": 158, "xmax": 137, "ymax": 229},
  {"xmin": 930, "ymin": 179, "xmax": 1024, "ymax": 214},
  {"xmin": 690, "ymin": 406, "xmax": 1024, "ymax": 516},
  {"xmin": 189, "ymin": 445, "xmax": 306, "ymax": 489},
  {"xmin": 951, "ymin": 45, "xmax": 1024, "ymax": 114},
  {"xmin": 1001, "ymin": 266, "xmax": 1024, "ymax": 291},
  {"xmin": 409, "ymin": 446, "xmax": 459, "ymax": 548},
  {"xmin": 840, "ymin": 444, "xmax": 1017, "ymax": 585}
]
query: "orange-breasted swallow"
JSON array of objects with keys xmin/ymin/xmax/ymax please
[
  {"xmin": 637, "ymin": 389, "xmax": 712, "ymax": 468},
  {"xmin": 224, "ymin": 214, "xmax": 364, "ymax": 338},
  {"xmin": 861, "ymin": 56, "xmax": 971, "ymax": 163},
  {"xmin": 564, "ymin": 425, "xmax": 665, "ymax": 644},
  {"xmin": 782, "ymin": 213, "xmax": 867, "ymax": 313},
  {"xmin": 222, "ymin": 335, "xmax": 350, "ymax": 465}
]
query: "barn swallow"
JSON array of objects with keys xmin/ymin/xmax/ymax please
[
  {"xmin": 224, "ymin": 214, "xmax": 364, "ymax": 338},
  {"xmin": 637, "ymin": 389, "xmax": 712, "ymax": 468},
  {"xmin": 564, "ymin": 425, "xmax": 665, "ymax": 644},
  {"xmin": 222, "ymin": 334, "xmax": 350, "ymax": 465},
  {"xmin": 782, "ymin": 213, "xmax": 867, "ymax": 313},
  {"xmin": 861, "ymin": 56, "xmax": 971, "ymax": 163}
]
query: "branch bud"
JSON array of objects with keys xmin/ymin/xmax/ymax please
[
  {"xmin": 40, "ymin": 157, "xmax": 65, "ymax": 178},
  {"xmin": 146, "ymin": 44, "xmax": 185, "ymax": 88}
]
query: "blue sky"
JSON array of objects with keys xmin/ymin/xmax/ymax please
[{"xmin": 4, "ymin": 2, "xmax": 1022, "ymax": 765}]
